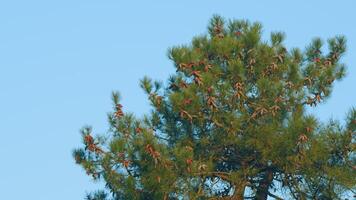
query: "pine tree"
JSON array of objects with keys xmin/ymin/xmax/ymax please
[{"xmin": 73, "ymin": 15, "xmax": 355, "ymax": 200}]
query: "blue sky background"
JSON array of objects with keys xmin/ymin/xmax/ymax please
[{"xmin": 0, "ymin": 1, "xmax": 355, "ymax": 199}]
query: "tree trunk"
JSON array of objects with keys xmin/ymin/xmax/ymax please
[
  {"xmin": 255, "ymin": 170, "xmax": 274, "ymax": 200},
  {"xmin": 232, "ymin": 184, "xmax": 245, "ymax": 200}
]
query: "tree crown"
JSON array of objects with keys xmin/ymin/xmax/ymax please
[{"xmin": 74, "ymin": 15, "xmax": 355, "ymax": 200}]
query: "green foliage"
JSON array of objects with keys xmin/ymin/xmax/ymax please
[{"xmin": 73, "ymin": 16, "xmax": 355, "ymax": 200}]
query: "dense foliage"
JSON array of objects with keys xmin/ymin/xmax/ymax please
[{"xmin": 73, "ymin": 16, "xmax": 355, "ymax": 200}]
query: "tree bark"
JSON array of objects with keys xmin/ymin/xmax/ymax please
[{"xmin": 255, "ymin": 170, "xmax": 274, "ymax": 200}]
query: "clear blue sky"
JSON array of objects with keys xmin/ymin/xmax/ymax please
[{"xmin": 0, "ymin": 1, "xmax": 355, "ymax": 199}]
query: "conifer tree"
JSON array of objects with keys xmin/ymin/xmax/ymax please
[{"xmin": 73, "ymin": 15, "xmax": 355, "ymax": 200}]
